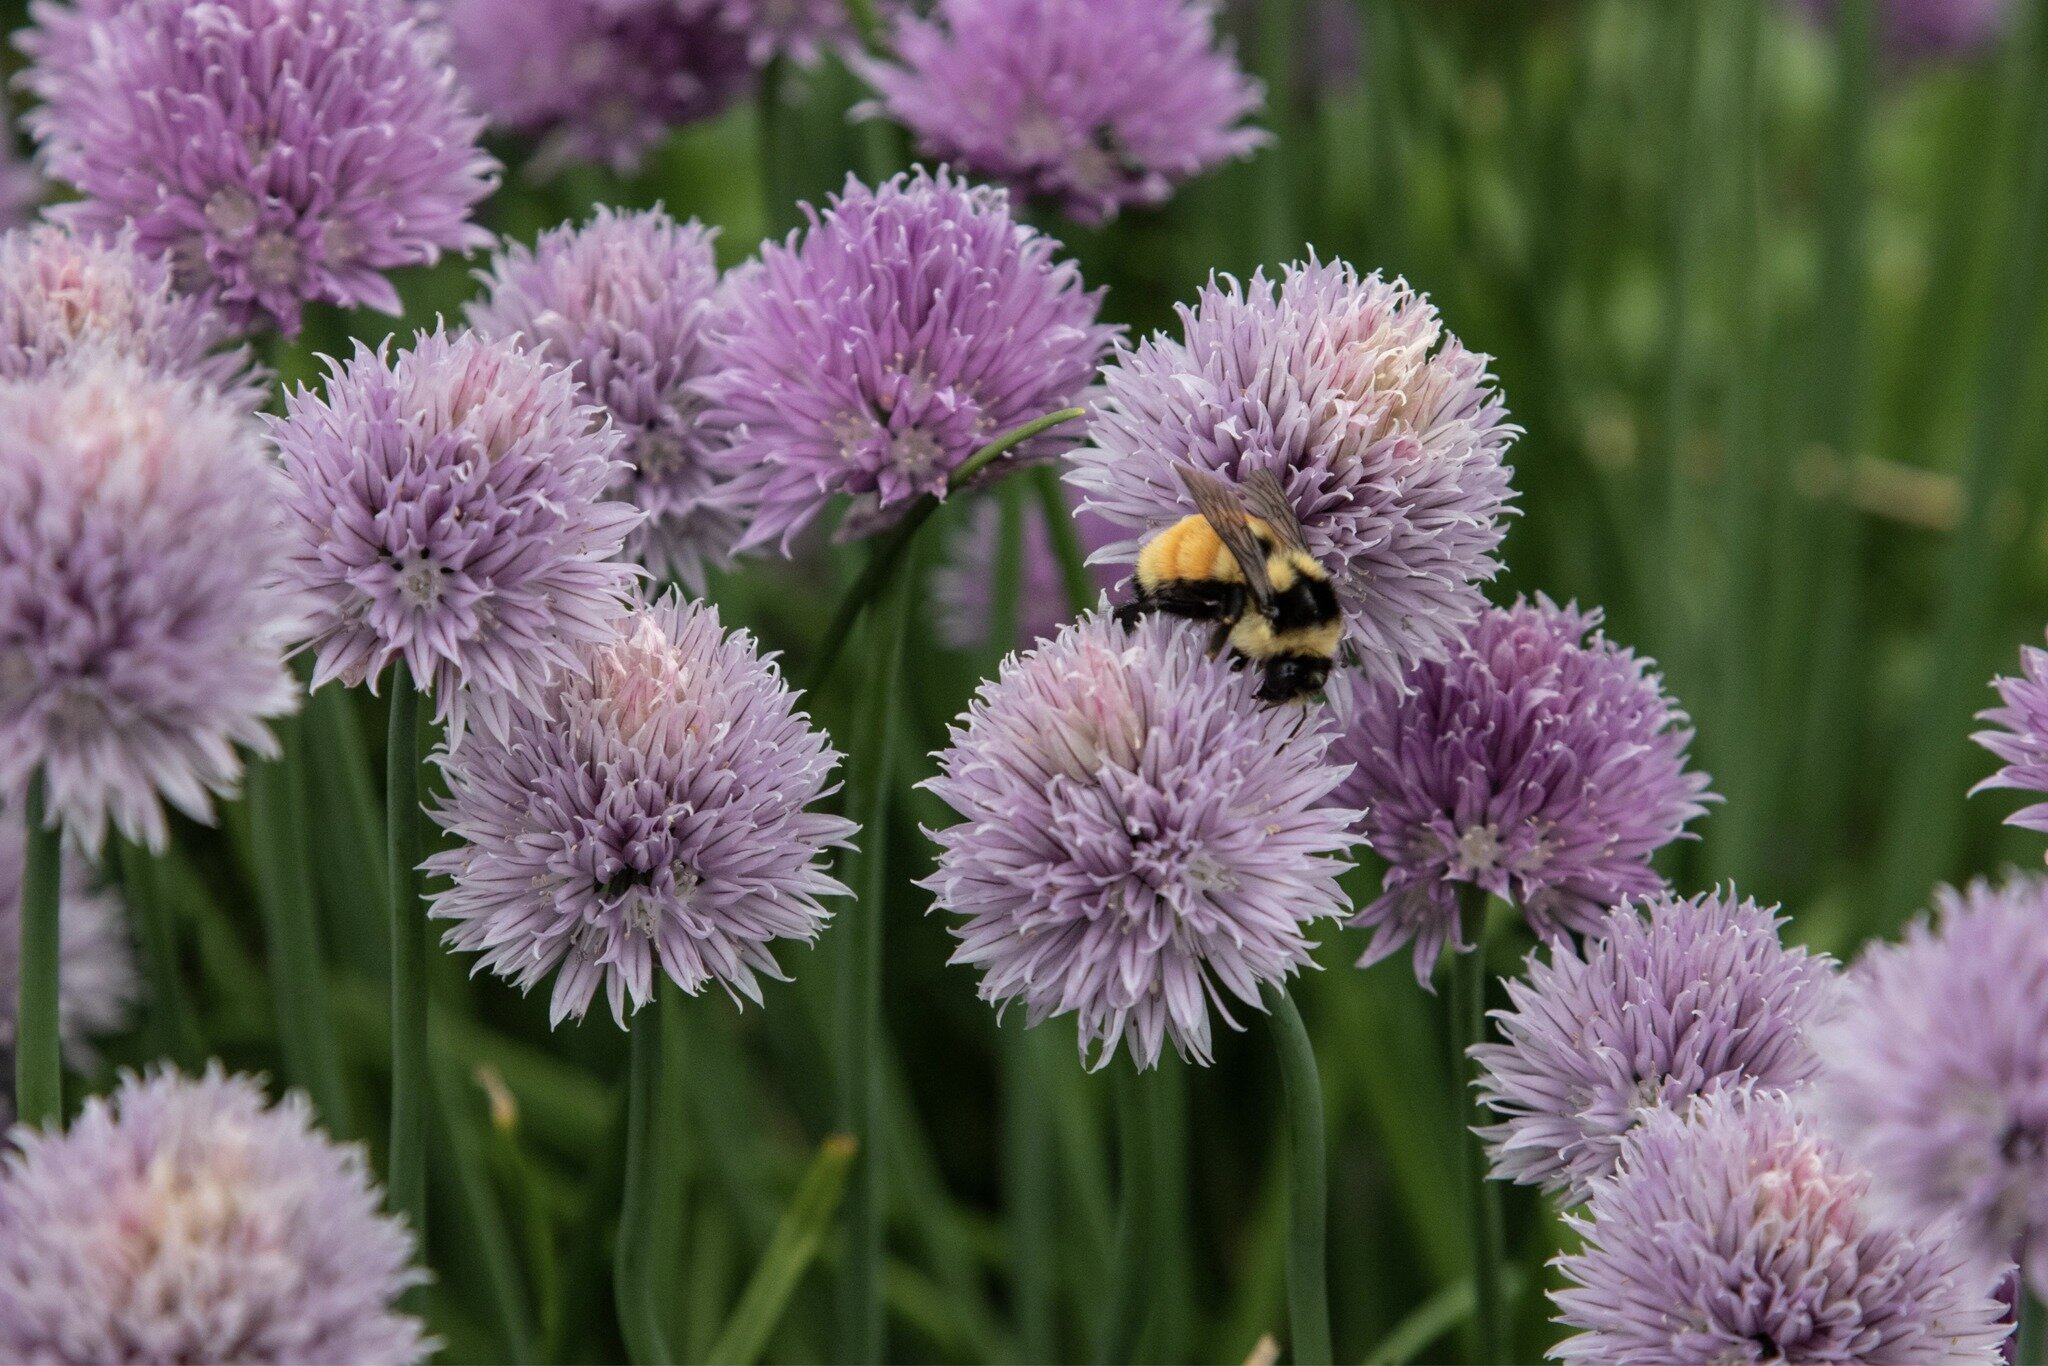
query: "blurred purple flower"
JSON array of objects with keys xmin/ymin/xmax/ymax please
[
  {"xmin": 721, "ymin": 0, "xmax": 871, "ymax": 65},
  {"xmin": 1813, "ymin": 874, "xmax": 2048, "ymax": 1300},
  {"xmin": 468, "ymin": 206, "xmax": 739, "ymax": 593},
  {"xmin": 1334, "ymin": 596, "xmax": 1714, "ymax": 984},
  {"xmin": 922, "ymin": 608, "xmax": 1360, "ymax": 1070},
  {"xmin": 1972, "ymin": 638, "xmax": 2048, "ymax": 844},
  {"xmin": 270, "ymin": 328, "xmax": 642, "ymax": 742},
  {"xmin": 444, "ymin": 0, "xmax": 753, "ymax": 175},
  {"xmin": 1473, "ymin": 889, "xmax": 1836, "ymax": 1204},
  {"xmin": 700, "ymin": 169, "xmax": 1115, "ymax": 554},
  {"xmin": 427, "ymin": 593, "xmax": 854, "ymax": 1026},
  {"xmin": 0, "ymin": 356, "xmax": 302, "ymax": 852},
  {"xmin": 1068, "ymin": 259, "xmax": 1517, "ymax": 687},
  {"xmin": 1796, "ymin": 0, "xmax": 2011, "ymax": 57},
  {"xmin": 0, "ymin": 224, "xmax": 260, "ymax": 405},
  {"xmin": 933, "ymin": 483, "xmax": 1121, "ymax": 652},
  {"xmin": 859, "ymin": 0, "xmax": 1265, "ymax": 224},
  {"xmin": 0, "ymin": 818, "xmax": 136, "ymax": 1128},
  {"xmin": 0, "ymin": 1066, "xmax": 429, "ymax": 1364},
  {"xmin": 19, "ymin": 0, "xmax": 498, "ymax": 336},
  {"xmin": 1553, "ymin": 1086, "xmax": 2009, "ymax": 1364}
]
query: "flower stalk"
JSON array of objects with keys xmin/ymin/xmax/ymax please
[
  {"xmin": 386, "ymin": 670, "xmax": 429, "ymax": 1276},
  {"xmin": 1447, "ymin": 890, "xmax": 1506, "ymax": 1365},
  {"xmin": 616, "ymin": 984, "xmax": 686, "ymax": 1365},
  {"xmin": 14, "ymin": 772, "xmax": 61, "ymax": 1129},
  {"xmin": 1261, "ymin": 982, "xmax": 1332, "ymax": 1365}
]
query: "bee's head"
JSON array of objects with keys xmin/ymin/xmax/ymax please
[{"xmin": 1257, "ymin": 654, "xmax": 1331, "ymax": 704}]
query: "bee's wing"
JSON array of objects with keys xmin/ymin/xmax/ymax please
[
  {"xmin": 1238, "ymin": 469, "xmax": 1313, "ymax": 556},
  {"xmin": 1176, "ymin": 466, "xmax": 1277, "ymax": 613}
]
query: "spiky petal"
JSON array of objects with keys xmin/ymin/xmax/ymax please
[
  {"xmin": 1972, "ymin": 638, "xmax": 2048, "ymax": 845},
  {"xmin": 921, "ymin": 607, "xmax": 1360, "ymax": 1070}
]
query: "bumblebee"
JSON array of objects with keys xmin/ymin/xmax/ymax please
[{"xmin": 1113, "ymin": 467, "xmax": 1342, "ymax": 703}]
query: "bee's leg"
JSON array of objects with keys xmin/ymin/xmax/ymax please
[
  {"xmin": 1206, "ymin": 621, "xmax": 1233, "ymax": 658},
  {"xmin": 1112, "ymin": 592, "xmax": 1152, "ymax": 630}
]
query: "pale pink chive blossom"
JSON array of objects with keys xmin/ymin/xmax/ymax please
[
  {"xmin": 0, "ymin": 357, "xmax": 302, "ymax": 853},
  {"xmin": 467, "ymin": 206, "xmax": 740, "ymax": 593},
  {"xmin": 859, "ymin": 0, "xmax": 1265, "ymax": 224},
  {"xmin": 0, "ymin": 1067, "xmax": 430, "ymax": 1364},
  {"xmin": 0, "ymin": 815, "xmax": 136, "ymax": 1128},
  {"xmin": 1473, "ymin": 889, "xmax": 1837, "ymax": 1204},
  {"xmin": 427, "ymin": 593, "xmax": 856, "ymax": 1027},
  {"xmin": 1972, "ymin": 635, "xmax": 2048, "ymax": 847},
  {"xmin": 698, "ymin": 168, "xmax": 1118, "ymax": 554},
  {"xmin": 19, "ymin": 0, "xmax": 498, "ymax": 335},
  {"xmin": 0, "ymin": 224, "xmax": 260, "ymax": 406},
  {"xmin": 1553, "ymin": 1087, "xmax": 2009, "ymax": 1364},
  {"xmin": 1813, "ymin": 874, "xmax": 2048, "ymax": 1300},
  {"xmin": 921, "ymin": 608, "xmax": 1360, "ymax": 1070},
  {"xmin": 1068, "ymin": 259, "xmax": 1517, "ymax": 687},
  {"xmin": 269, "ymin": 328, "xmax": 642, "ymax": 743},
  {"xmin": 1334, "ymin": 596, "xmax": 1714, "ymax": 985},
  {"xmin": 932, "ymin": 484, "xmax": 1122, "ymax": 651}
]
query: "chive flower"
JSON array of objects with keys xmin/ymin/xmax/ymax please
[
  {"xmin": 426, "ymin": 593, "xmax": 856, "ymax": 1026},
  {"xmin": 859, "ymin": 0, "xmax": 1266, "ymax": 223},
  {"xmin": 1972, "ymin": 635, "xmax": 2048, "ymax": 846},
  {"xmin": 1473, "ymin": 889, "xmax": 1836, "ymax": 1204},
  {"xmin": 1067, "ymin": 258, "xmax": 1517, "ymax": 686},
  {"xmin": 0, "ymin": 356, "xmax": 301, "ymax": 851},
  {"xmin": 698, "ymin": 168, "xmax": 1117, "ymax": 553},
  {"xmin": 268, "ymin": 327, "xmax": 642, "ymax": 742},
  {"xmin": 0, "ymin": 1067, "xmax": 430, "ymax": 1364},
  {"xmin": 20, "ymin": 0, "xmax": 498, "ymax": 336},
  {"xmin": 922, "ymin": 608, "xmax": 1360, "ymax": 1070},
  {"xmin": 1334, "ymin": 597, "xmax": 1714, "ymax": 984}
]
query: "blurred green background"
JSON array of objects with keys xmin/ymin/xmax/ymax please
[{"xmin": 13, "ymin": 0, "xmax": 2048, "ymax": 1361}]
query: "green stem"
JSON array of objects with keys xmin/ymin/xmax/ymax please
[
  {"xmin": 2020, "ymin": 1288, "xmax": 2045, "ymax": 1366},
  {"xmin": 1032, "ymin": 464, "xmax": 1097, "ymax": 617},
  {"xmin": 1093, "ymin": 1069, "xmax": 1149, "ymax": 1366},
  {"xmin": 247, "ymin": 710, "xmax": 353, "ymax": 1133},
  {"xmin": 386, "ymin": 670, "xmax": 429, "ymax": 1279},
  {"xmin": 1253, "ymin": 0, "xmax": 1299, "ymax": 265},
  {"xmin": 432, "ymin": 1059, "xmax": 536, "ymax": 1364},
  {"xmin": 1446, "ymin": 917, "xmax": 1505, "ymax": 1365},
  {"xmin": 758, "ymin": 57, "xmax": 797, "ymax": 239},
  {"xmin": 14, "ymin": 772, "xmax": 61, "ymax": 1129},
  {"xmin": 806, "ymin": 408, "xmax": 1087, "ymax": 691},
  {"xmin": 615, "ymin": 993, "xmax": 680, "ymax": 1366},
  {"xmin": 835, "ymin": 553, "xmax": 915, "ymax": 1364},
  {"xmin": 116, "ymin": 838, "xmax": 199, "ymax": 1070},
  {"xmin": 1260, "ymin": 983, "xmax": 1331, "ymax": 1365},
  {"xmin": 707, "ymin": 1134, "xmax": 861, "ymax": 1366}
]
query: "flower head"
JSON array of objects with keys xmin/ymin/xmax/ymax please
[
  {"xmin": 270, "ymin": 327, "xmax": 642, "ymax": 742},
  {"xmin": 468, "ymin": 207, "xmax": 738, "ymax": 592},
  {"xmin": 1335, "ymin": 597, "xmax": 1712, "ymax": 984},
  {"xmin": 427, "ymin": 593, "xmax": 855, "ymax": 1026},
  {"xmin": 932, "ymin": 482, "xmax": 1122, "ymax": 651},
  {"xmin": 1068, "ymin": 259, "xmax": 1516, "ymax": 685},
  {"xmin": 1812, "ymin": 874, "xmax": 2048, "ymax": 1299},
  {"xmin": 0, "ymin": 818, "xmax": 136, "ymax": 1127},
  {"xmin": 699, "ymin": 168, "xmax": 1117, "ymax": 554},
  {"xmin": 1971, "ymin": 637, "xmax": 2048, "ymax": 843},
  {"xmin": 1552, "ymin": 1087, "xmax": 2009, "ymax": 1364},
  {"xmin": 1473, "ymin": 889, "xmax": 1836, "ymax": 1204},
  {"xmin": 20, "ymin": 0, "xmax": 498, "ymax": 335},
  {"xmin": 0, "ymin": 224, "xmax": 259, "ymax": 405},
  {"xmin": 0, "ymin": 1066, "xmax": 429, "ymax": 1364},
  {"xmin": 445, "ymin": 0, "xmax": 753, "ymax": 175},
  {"xmin": 860, "ymin": 0, "xmax": 1265, "ymax": 223},
  {"xmin": 0, "ymin": 356, "xmax": 301, "ymax": 851},
  {"xmin": 921, "ymin": 608, "xmax": 1360, "ymax": 1069}
]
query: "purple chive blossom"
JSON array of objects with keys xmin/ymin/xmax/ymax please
[
  {"xmin": 1334, "ymin": 596, "xmax": 1713, "ymax": 985},
  {"xmin": 270, "ymin": 328, "xmax": 642, "ymax": 743},
  {"xmin": 1971, "ymin": 637, "xmax": 2048, "ymax": 845},
  {"xmin": 19, "ymin": 0, "xmax": 498, "ymax": 336},
  {"xmin": 0, "ymin": 1066, "xmax": 430, "ymax": 1364},
  {"xmin": 859, "ymin": 0, "xmax": 1265, "ymax": 224},
  {"xmin": 0, "ymin": 356, "xmax": 302, "ymax": 852},
  {"xmin": 1068, "ymin": 259, "xmax": 1517, "ymax": 686},
  {"xmin": 1812, "ymin": 874, "xmax": 2048, "ymax": 1300},
  {"xmin": 1552, "ymin": 1086, "xmax": 2010, "ymax": 1364},
  {"xmin": 467, "ymin": 207, "xmax": 739, "ymax": 593},
  {"xmin": 720, "ymin": 0, "xmax": 874, "ymax": 65},
  {"xmin": 426, "ymin": 593, "xmax": 855, "ymax": 1026},
  {"xmin": 0, "ymin": 817, "xmax": 137, "ymax": 1128},
  {"xmin": 1796, "ymin": 0, "xmax": 2011, "ymax": 57},
  {"xmin": 933, "ymin": 483, "xmax": 1121, "ymax": 651},
  {"xmin": 444, "ymin": 0, "xmax": 754, "ymax": 176},
  {"xmin": 921, "ymin": 608, "xmax": 1360, "ymax": 1070},
  {"xmin": 0, "ymin": 224, "xmax": 260, "ymax": 406},
  {"xmin": 1473, "ymin": 889, "xmax": 1837, "ymax": 1204},
  {"xmin": 698, "ymin": 169, "xmax": 1118, "ymax": 554}
]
